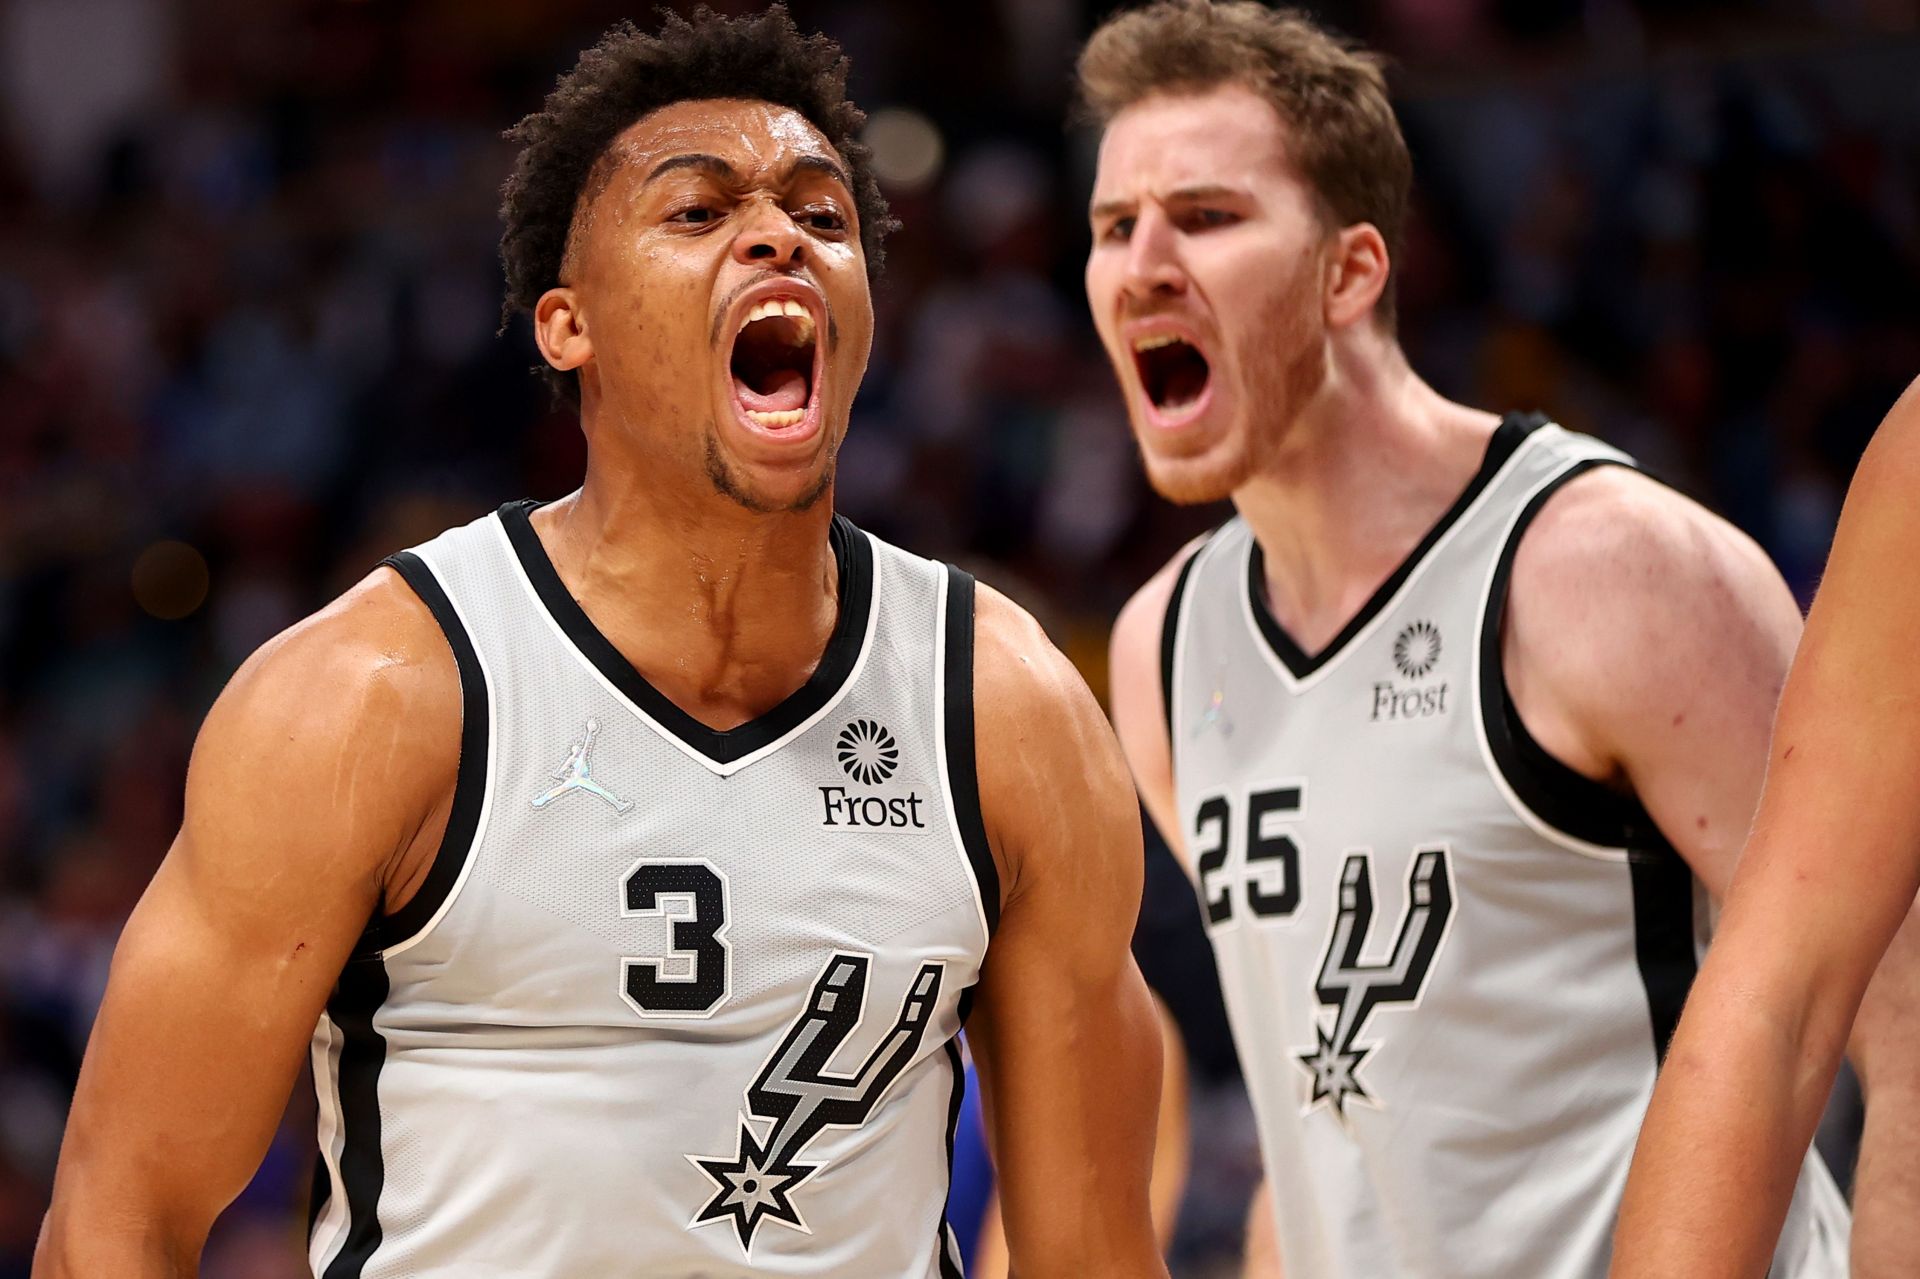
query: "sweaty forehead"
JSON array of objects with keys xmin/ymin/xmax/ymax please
[
  {"xmin": 1092, "ymin": 84, "xmax": 1295, "ymax": 200},
  {"xmin": 606, "ymin": 98, "xmax": 842, "ymax": 187}
]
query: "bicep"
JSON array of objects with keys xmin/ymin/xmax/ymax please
[
  {"xmin": 1516, "ymin": 479, "xmax": 1803, "ymax": 896},
  {"xmin": 47, "ymin": 597, "xmax": 449, "ymax": 1250},
  {"xmin": 1617, "ymin": 552, "xmax": 1801, "ymax": 897},
  {"xmin": 970, "ymin": 602, "xmax": 1163, "ymax": 1269},
  {"xmin": 59, "ymin": 824, "xmax": 375, "ymax": 1230},
  {"xmin": 1723, "ymin": 446, "xmax": 1920, "ymax": 995}
]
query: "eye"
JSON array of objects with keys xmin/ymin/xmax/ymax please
[
  {"xmin": 800, "ymin": 208, "xmax": 847, "ymax": 233},
  {"xmin": 1182, "ymin": 208, "xmax": 1239, "ymax": 232},
  {"xmin": 1102, "ymin": 216, "xmax": 1136, "ymax": 243},
  {"xmin": 668, "ymin": 205, "xmax": 719, "ymax": 226}
]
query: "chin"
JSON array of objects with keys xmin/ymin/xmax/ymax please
[
  {"xmin": 704, "ymin": 432, "xmax": 837, "ymax": 515},
  {"xmin": 1142, "ymin": 454, "xmax": 1246, "ymax": 505},
  {"xmin": 1134, "ymin": 421, "xmax": 1252, "ymax": 506}
]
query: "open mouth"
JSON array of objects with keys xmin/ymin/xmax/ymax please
[
  {"xmin": 729, "ymin": 298, "xmax": 818, "ymax": 430},
  {"xmin": 1133, "ymin": 333, "xmax": 1212, "ymax": 415}
]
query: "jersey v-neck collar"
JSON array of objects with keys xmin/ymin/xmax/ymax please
[
  {"xmin": 1245, "ymin": 412, "xmax": 1547, "ymax": 681},
  {"xmin": 497, "ymin": 499, "xmax": 876, "ymax": 770}
]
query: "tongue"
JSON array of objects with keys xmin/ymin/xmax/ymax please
[{"xmin": 733, "ymin": 368, "xmax": 809, "ymax": 414}]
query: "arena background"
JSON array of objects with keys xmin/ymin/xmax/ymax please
[{"xmin": 2, "ymin": 0, "xmax": 1918, "ymax": 1274}]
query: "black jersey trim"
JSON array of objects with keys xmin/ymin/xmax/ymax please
[
  {"xmin": 1247, "ymin": 412, "xmax": 1547, "ymax": 680},
  {"xmin": 1629, "ymin": 847, "xmax": 1699, "ymax": 1061},
  {"xmin": 1159, "ymin": 546, "xmax": 1204, "ymax": 748},
  {"xmin": 498, "ymin": 500, "xmax": 874, "ymax": 767},
  {"xmin": 936, "ymin": 1038, "xmax": 967, "ymax": 1279},
  {"xmin": 942, "ymin": 566, "xmax": 1002, "ymax": 936},
  {"xmin": 360, "ymin": 551, "xmax": 490, "ymax": 954},
  {"xmin": 317, "ymin": 959, "xmax": 390, "ymax": 1279},
  {"xmin": 1476, "ymin": 458, "xmax": 1673, "ymax": 850},
  {"xmin": 1476, "ymin": 455, "xmax": 1699, "ymax": 1059}
]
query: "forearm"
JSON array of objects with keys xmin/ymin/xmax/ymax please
[
  {"xmin": 1852, "ymin": 1087, "xmax": 1920, "ymax": 1277},
  {"xmin": 35, "ymin": 1185, "xmax": 202, "ymax": 1279},
  {"xmin": 1847, "ymin": 901, "xmax": 1920, "ymax": 1277},
  {"xmin": 1613, "ymin": 949, "xmax": 1849, "ymax": 1276}
]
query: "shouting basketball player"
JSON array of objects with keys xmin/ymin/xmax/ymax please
[
  {"xmin": 1082, "ymin": 3, "xmax": 1915, "ymax": 1275},
  {"xmin": 36, "ymin": 11, "xmax": 1166, "ymax": 1277},
  {"xmin": 1613, "ymin": 378, "xmax": 1920, "ymax": 1276}
]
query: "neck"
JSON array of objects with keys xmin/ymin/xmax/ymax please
[
  {"xmin": 532, "ymin": 440, "xmax": 842, "ymax": 731},
  {"xmin": 1233, "ymin": 329, "xmax": 1501, "ymax": 653}
]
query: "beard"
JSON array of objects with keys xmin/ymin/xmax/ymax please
[
  {"xmin": 703, "ymin": 430, "xmax": 837, "ymax": 515},
  {"xmin": 1135, "ymin": 287, "xmax": 1328, "ymax": 506}
]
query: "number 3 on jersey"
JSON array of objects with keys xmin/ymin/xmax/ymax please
[
  {"xmin": 620, "ymin": 859, "xmax": 731, "ymax": 1018},
  {"xmin": 1194, "ymin": 784, "xmax": 1304, "ymax": 925}
]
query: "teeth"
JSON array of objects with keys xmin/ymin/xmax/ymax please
[
  {"xmin": 744, "ymin": 408, "xmax": 806, "ymax": 429},
  {"xmin": 1133, "ymin": 333, "xmax": 1186, "ymax": 353},
  {"xmin": 740, "ymin": 298, "xmax": 816, "ymax": 346}
]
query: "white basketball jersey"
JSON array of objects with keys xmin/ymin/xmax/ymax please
[
  {"xmin": 1163, "ymin": 417, "xmax": 1849, "ymax": 1278},
  {"xmin": 306, "ymin": 501, "xmax": 998, "ymax": 1278}
]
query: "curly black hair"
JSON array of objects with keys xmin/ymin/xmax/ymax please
[{"xmin": 499, "ymin": 5, "xmax": 894, "ymax": 404}]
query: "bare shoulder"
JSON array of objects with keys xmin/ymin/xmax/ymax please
[
  {"xmin": 973, "ymin": 581, "xmax": 1121, "ymax": 774},
  {"xmin": 972, "ymin": 581, "xmax": 1139, "ymax": 899},
  {"xmin": 185, "ymin": 565, "xmax": 461, "ymax": 891},
  {"xmin": 1108, "ymin": 538, "xmax": 1208, "ymax": 785},
  {"xmin": 1509, "ymin": 466, "xmax": 1797, "ymax": 667},
  {"xmin": 1506, "ymin": 465, "xmax": 1800, "ymax": 769},
  {"xmin": 1110, "ymin": 540, "xmax": 1206, "ymax": 695}
]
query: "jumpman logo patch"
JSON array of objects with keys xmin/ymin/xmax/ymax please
[{"xmin": 532, "ymin": 718, "xmax": 633, "ymax": 814}]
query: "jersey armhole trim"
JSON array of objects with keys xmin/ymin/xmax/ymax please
[
  {"xmin": 940, "ymin": 566, "xmax": 1002, "ymax": 938},
  {"xmin": 1159, "ymin": 546, "xmax": 1204, "ymax": 751},
  {"xmin": 358, "ymin": 550, "xmax": 492, "ymax": 956},
  {"xmin": 1475, "ymin": 459, "xmax": 1677, "ymax": 852},
  {"xmin": 1473, "ymin": 457, "xmax": 1699, "ymax": 1060}
]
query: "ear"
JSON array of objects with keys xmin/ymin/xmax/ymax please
[
  {"xmin": 533, "ymin": 286, "xmax": 593, "ymax": 374},
  {"xmin": 1324, "ymin": 222, "xmax": 1390, "ymax": 330}
]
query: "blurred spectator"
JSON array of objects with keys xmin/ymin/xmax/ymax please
[{"xmin": 2, "ymin": 1, "xmax": 1917, "ymax": 1273}]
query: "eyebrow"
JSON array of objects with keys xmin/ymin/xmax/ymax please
[
  {"xmin": 641, "ymin": 152, "xmax": 853, "ymax": 193},
  {"xmin": 1089, "ymin": 183, "xmax": 1250, "ymax": 220},
  {"xmin": 787, "ymin": 153, "xmax": 853, "ymax": 193},
  {"xmin": 644, "ymin": 153, "xmax": 739, "ymax": 187}
]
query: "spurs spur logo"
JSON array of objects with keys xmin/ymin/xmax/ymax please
[
  {"xmin": 1296, "ymin": 847, "xmax": 1455, "ymax": 1120},
  {"xmin": 531, "ymin": 718, "xmax": 632, "ymax": 814},
  {"xmin": 688, "ymin": 953, "xmax": 944, "ymax": 1252}
]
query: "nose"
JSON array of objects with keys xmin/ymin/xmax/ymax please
[
  {"xmin": 1120, "ymin": 206, "xmax": 1186, "ymax": 303},
  {"xmin": 731, "ymin": 200, "xmax": 806, "ymax": 269}
]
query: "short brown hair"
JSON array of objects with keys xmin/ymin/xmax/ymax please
[{"xmin": 1077, "ymin": 0, "xmax": 1410, "ymax": 328}]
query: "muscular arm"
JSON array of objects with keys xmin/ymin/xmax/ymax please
[
  {"xmin": 1502, "ymin": 466, "xmax": 1806, "ymax": 898},
  {"xmin": 34, "ymin": 571, "xmax": 456, "ymax": 1277},
  {"xmin": 1612, "ymin": 383, "xmax": 1920, "ymax": 1277},
  {"xmin": 967, "ymin": 584, "xmax": 1168, "ymax": 1278}
]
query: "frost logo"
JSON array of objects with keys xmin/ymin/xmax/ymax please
[
  {"xmin": 1372, "ymin": 622, "xmax": 1448, "ymax": 722},
  {"xmin": 835, "ymin": 719, "xmax": 899, "ymax": 786},
  {"xmin": 1392, "ymin": 620, "xmax": 1442, "ymax": 680}
]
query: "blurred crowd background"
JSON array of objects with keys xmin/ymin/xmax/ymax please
[{"xmin": 2, "ymin": 0, "xmax": 1917, "ymax": 1274}]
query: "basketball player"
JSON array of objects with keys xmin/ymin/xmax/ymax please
[
  {"xmin": 1613, "ymin": 378, "xmax": 1920, "ymax": 1276},
  {"xmin": 35, "ymin": 11, "xmax": 1166, "ymax": 1277},
  {"xmin": 1080, "ymin": 2, "xmax": 1915, "ymax": 1274}
]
